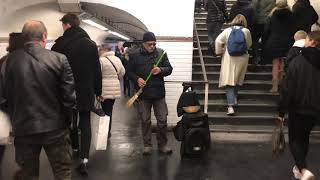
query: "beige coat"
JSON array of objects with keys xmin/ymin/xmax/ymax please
[
  {"xmin": 215, "ymin": 26, "xmax": 252, "ymax": 87},
  {"xmin": 100, "ymin": 51, "xmax": 125, "ymax": 99}
]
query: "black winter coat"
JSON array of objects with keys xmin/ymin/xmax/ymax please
[
  {"xmin": 263, "ymin": 8, "xmax": 295, "ymax": 63},
  {"xmin": 279, "ymin": 47, "xmax": 320, "ymax": 117},
  {"xmin": 127, "ymin": 47, "xmax": 172, "ymax": 100},
  {"xmin": 4, "ymin": 43, "xmax": 76, "ymax": 136},
  {"xmin": 292, "ymin": 1, "xmax": 318, "ymax": 33},
  {"xmin": 205, "ymin": 0, "xmax": 228, "ymax": 23},
  {"xmin": 285, "ymin": 46, "xmax": 302, "ymax": 72},
  {"xmin": 52, "ymin": 26, "xmax": 102, "ymax": 111},
  {"xmin": 229, "ymin": 0, "xmax": 255, "ymax": 31}
]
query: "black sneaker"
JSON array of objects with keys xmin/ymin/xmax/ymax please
[{"xmin": 76, "ymin": 163, "xmax": 88, "ymax": 176}]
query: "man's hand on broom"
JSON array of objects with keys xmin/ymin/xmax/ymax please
[
  {"xmin": 137, "ymin": 78, "xmax": 146, "ymax": 88},
  {"xmin": 151, "ymin": 67, "xmax": 161, "ymax": 75}
]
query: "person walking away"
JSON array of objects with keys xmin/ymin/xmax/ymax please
[
  {"xmin": 215, "ymin": 14, "xmax": 252, "ymax": 115},
  {"xmin": 127, "ymin": 32, "xmax": 173, "ymax": 155},
  {"xmin": 229, "ymin": 0, "xmax": 255, "ymax": 32},
  {"xmin": 51, "ymin": 13, "xmax": 102, "ymax": 176},
  {"xmin": 250, "ymin": 0, "xmax": 275, "ymax": 67},
  {"xmin": 263, "ymin": 1, "xmax": 295, "ymax": 94},
  {"xmin": 292, "ymin": 0, "xmax": 318, "ymax": 33},
  {"xmin": 122, "ymin": 48, "xmax": 131, "ymax": 96},
  {"xmin": 3, "ymin": 20, "xmax": 76, "ymax": 180},
  {"xmin": 98, "ymin": 44, "xmax": 125, "ymax": 138},
  {"xmin": 205, "ymin": 0, "xmax": 228, "ymax": 55},
  {"xmin": 285, "ymin": 30, "xmax": 307, "ymax": 72},
  {"xmin": 0, "ymin": 32, "xmax": 25, "ymax": 166},
  {"xmin": 278, "ymin": 30, "xmax": 320, "ymax": 180}
]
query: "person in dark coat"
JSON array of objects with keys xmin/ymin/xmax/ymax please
[
  {"xmin": 229, "ymin": 0, "xmax": 255, "ymax": 32},
  {"xmin": 251, "ymin": 0, "xmax": 276, "ymax": 66},
  {"xmin": 127, "ymin": 32, "xmax": 173, "ymax": 155},
  {"xmin": 0, "ymin": 32, "xmax": 25, "ymax": 167},
  {"xmin": 292, "ymin": 0, "xmax": 318, "ymax": 33},
  {"xmin": 51, "ymin": 13, "xmax": 102, "ymax": 176},
  {"xmin": 278, "ymin": 31, "xmax": 320, "ymax": 180},
  {"xmin": 4, "ymin": 20, "xmax": 76, "ymax": 180},
  {"xmin": 205, "ymin": 0, "xmax": 228, "ymax": 55},
  {"xmin": 263, "ymin": 1, "xmax": 295, "ymax": 93},
  {"xmin": 285, "ymin": 30, "xmax": 307, "ymax": 72}
]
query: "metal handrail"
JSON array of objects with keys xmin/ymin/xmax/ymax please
[{"xmin": 193, "ymin": 19, "xmax": 209, "ymax": 113}]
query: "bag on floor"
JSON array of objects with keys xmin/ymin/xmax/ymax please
[
  {"xmin": 0, "ymin": 110, "xmax": 11, "ymax": 145},
  {"xmin": 90, "ymin": 112, "xmax": 110, "ymax": 151},
  {"xmin": 272, "ymin": 120, "xmax": 286, "ymax": 155}
]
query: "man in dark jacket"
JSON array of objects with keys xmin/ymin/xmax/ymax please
[
  {"xmin": 292, "ymin": 0, "xmax": 318, "ymax": 33},
  {"xmin": 127, "ymin": 32, "xmax": 173, "ymax": 155},
  {"xmin": 51, "ymin": 13, "xmax": 102, "ymax": 176},
  {"xmin": 229, "ymin": 0, "xmax": 255, "ymax": 31},
  {"xmin": 3, "ymin": 20, "xmax": 76, "ymax": 180},
  {"xmin": 278, "ymin": 31, "xmax": 320, "ymax": 180},
  {"xmin": 205, "ymin": 0, "xmax": 228, "ymax": 55}
]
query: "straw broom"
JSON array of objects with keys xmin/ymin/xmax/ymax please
[{"xmin": 127, "ymin": 51, "xmax": 167, "ymax": 108}]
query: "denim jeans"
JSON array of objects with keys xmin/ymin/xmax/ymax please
[{"xmin": 226, "ymin": 86, "xmax": 238, "ymax": 106}]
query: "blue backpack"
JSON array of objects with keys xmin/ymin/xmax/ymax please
[{"xmin": 227, "ymin": 27, "xmax": 247, "ymax": 56}]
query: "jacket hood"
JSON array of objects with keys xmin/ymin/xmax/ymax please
[
  {"xmin": 273, "ymin": 8, "xmax": 292, "ymax": 19},
  {"xmin": 301, "ymin": 47, "xmax": 320, "ymax": 70},
  {"xmin": 54, "ymin": 26, "xmax": 90, "ymax": 51}
]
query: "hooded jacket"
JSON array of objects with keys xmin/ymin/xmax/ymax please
[
  {"xmin": 52, "ymin": 26, "xmax": 102, "ymax": 111},
  {"xmin": 292, "ymin": 0, "xmax": 319, "ymax": 32},
  {"xmin": 251, "ymin": 0, "xmax": 276, "ymax": 24},
  {"xmin": 279, "ymin": 47, "xmax": 320, "ymax": 117},
  {"xmin": 229, "ymin": 0, "xmax": 255, "ymax": 30}
]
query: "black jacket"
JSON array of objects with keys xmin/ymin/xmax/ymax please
[
  {"xmin": 4, "ymin": 43, "xmax": 76, "ymax": 136},
  {"xmin": 292, "ymin": 1, "xmax": 318, "ymax": 32},
  {"xmin": 263, "ymin": 8, "xmax": 295, "ymax": 63},
  {"xmin": 229, "ymin": 0, "xmax": 255, "ymax": 31},
  {"xmin": 127, "ymin": 47, "xmax": 172, "ymax": 100},
  {"xmin": 205, "ymin": 0, "xmax": 228, "ymax": 23},
  {"xmin": 285, "ymin": 46, "xmax": 302, "ymax": 72},
  {"xmin": 279, "ymin": 47, "xmax": 320, "ymax": 117},
  {"xmin": 52, "ymin": 26, "xmax": 102, "ymax": 111}
]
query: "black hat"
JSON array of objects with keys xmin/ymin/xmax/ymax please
[{"xmin": 143, "ymin": 32, "xmax": 156, "ymax": 42}]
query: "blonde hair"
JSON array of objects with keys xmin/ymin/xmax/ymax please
[
  {"xmin": 269, "ymin": 1, "xmax": 289, "ymax": 16},
  {"xmin": 294, "ymin": 30, "xmax": 307, "ymax": 41},
  {"xmin": 231, "ymin": 14, "xmax": 247, "ymax": 28}
]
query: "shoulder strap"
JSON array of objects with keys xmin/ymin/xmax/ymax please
[{"xmin": 105, "ymin": 56, "xmax": 120, "ymax": 79}]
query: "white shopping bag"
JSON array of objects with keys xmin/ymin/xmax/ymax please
[
  {"xmin": 90, "ymin": 112, "xmax": 110, "ymax": 151},
  {"xmin": 0, "ymin": 110, "xmax": 11, "ymax": 145}
]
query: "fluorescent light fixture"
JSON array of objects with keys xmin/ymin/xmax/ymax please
[
  {"xmin": 82, "ymin": 19, "xmax": 108, "ymax": 31},
  {"xmin": 109, "ymin": 31, "xmax": 130, "ymax": 41}
]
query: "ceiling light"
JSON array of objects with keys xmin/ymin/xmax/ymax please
[
  {"xmin": 82, "ymin": 19, "xmax": 108, "ymax": 31},
  {"xmin": 109, "ymin": 31, "xmax": 130, "ymax": 41}
]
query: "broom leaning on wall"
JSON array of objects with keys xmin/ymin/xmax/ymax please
[{"xmin": 126, "ymin": 51, "xmax": 167, "ymax": 108}]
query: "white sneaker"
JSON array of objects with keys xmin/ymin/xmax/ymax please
[
  {"xmin": 227, "ymin": 106, "xmax": 235, "ymax": 116},
  {"xmin": 301, "ymin": 169, "xmax": 315, "ymax": 180},
  {"xmin": 292, "ymin": 166, "xmax": 302, "ymax": 179}
]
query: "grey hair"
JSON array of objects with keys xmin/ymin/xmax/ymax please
[{"xmin": 22, "ymin": 20, "xmax": 47, "ymax": 42}]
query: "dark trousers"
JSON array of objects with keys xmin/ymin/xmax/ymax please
[
  {"xmin": 288, "ymin": 112, "xmax": 317, "ymax": 170},
  {"xmin": 251, "ymin": 24, "xmax": 265, "ymax": 64},
  {"xmin": 137, "ymin": 98, "xmax": 168, "ymax": 146},
  {"xmin": 70, "ymin": 111, "xmax": 91, "ymax": 159},
  {"xmin": 0, "ymin": 145, "xmax": 4, "ymax": 164},
  {"xmin": 14, "ymin": 129, "xmax": 72, "ymax": 180},
  {"xmin": 207, "ymin": 22, "xmax": 223, "ymax": 54},
  {"xmin": 101, "ymin": 99, "xmax": 115, "ymax": 135},
  {"xmin": 123, "ymin": 76, "xmax": 131, "ymax": 96}
]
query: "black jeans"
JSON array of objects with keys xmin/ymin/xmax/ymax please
[
  {"xmin": 251, "ymin": 24, "xmax": 265, "ymax": 65},
  {"xmin": 70, "ymin": 111, "xmax": 91, "ymax": 159},
  {"xmin": 101, "ymin": 99, "xmax": 115, "ymax": 136},
  {"xmin": 0, "ymin": 145, "xmax": 4, "ymax": 164},
  {"xmin": 207, "ymin": 22, "xmax": 224, "ymax": 54},
  {"xmin": 288, "ymin": 112, "xmax": 317, "ymax": 170},
  {"xmin": 14, "ymin": 129, "xmax": 72, "ymax": 180}
]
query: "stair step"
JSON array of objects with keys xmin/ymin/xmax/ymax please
[
  {"xmin": 207, "ymin": 111, "xmax": 277, "ymax": 125},
  {"xmin": 201, "ymin": 99, "xmax": 277, "ymax": 112},
  {"xmin": 193, "ymin": 71, "xmax": 272, "ymax": 81},
  {"xmin": 192, "ymin": 80, "xmax": 272, "ymax": 91},
  {"xmin": 192, "ymin": 63, "xmax": 272, "ymax": 72}
]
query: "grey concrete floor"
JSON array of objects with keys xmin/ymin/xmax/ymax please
[{"xmin": 1, "ymin": 98, "xmax": 320, "ymax": 180}]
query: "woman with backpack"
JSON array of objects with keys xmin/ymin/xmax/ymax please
[
  {"xmin": 215, "ymin": 14, "xmax": 252, "ymax": 115},
  {"xmin": 263, "ymin": 1, "xmax": 295, "ymax": 93}
]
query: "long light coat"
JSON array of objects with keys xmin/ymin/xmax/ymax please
[
  {"xmin": 100, "ymin": 51, "xmax": 125, "ymax": 99},
  {"xmin": 215, "ymin": 26, "xmax": 252, "ymax": 87}
]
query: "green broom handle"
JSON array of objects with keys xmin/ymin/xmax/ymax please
[{"xmin": 144, "ymin": 51, "xmax": 166, "ymax": 84}]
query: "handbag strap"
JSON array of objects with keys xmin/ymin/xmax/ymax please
[{"xmin": 105, "ymin": 56, "xmax": 120, "ymax": 79}]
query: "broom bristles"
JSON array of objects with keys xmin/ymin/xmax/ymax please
[{"xmin": 126, "ymin": 94, "xmax": 139, "ymax": 108}]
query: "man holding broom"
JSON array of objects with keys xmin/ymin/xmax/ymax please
[{"xmin": 127, "ymin": 32, "xmax": 173, "ymax": 155}]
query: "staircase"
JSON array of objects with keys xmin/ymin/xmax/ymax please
[{"xmin": 192, "ymin": 4, "xmax": 279, "ymax": 132}]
